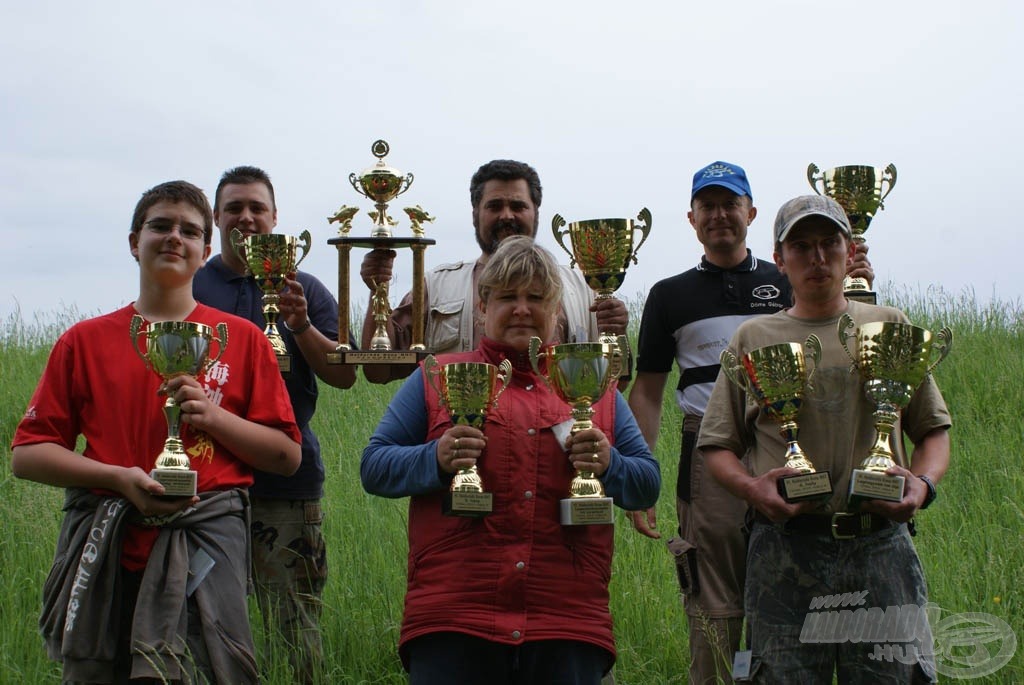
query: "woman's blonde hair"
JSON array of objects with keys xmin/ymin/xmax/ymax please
[{"xmin": 478, "ymin": 236, "xmax": 563, "ymax": 306}]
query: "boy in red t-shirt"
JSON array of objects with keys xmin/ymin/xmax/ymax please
[{"xmin": 12, "ymin": 180, "xmax": 301, "ymax": 684}]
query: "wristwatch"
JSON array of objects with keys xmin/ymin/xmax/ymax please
[
  {"xmin": 283, "ymin": 318, "xmax": 313, "ymax": 336},
  {"xmin": 917, "ymin": 475, "xmax": 937, "ymax": 510}
]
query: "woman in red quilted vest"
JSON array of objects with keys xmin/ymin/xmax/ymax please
[{"xmin": 362, "ymin": 235, "xmax": 660, "ymax": 685}]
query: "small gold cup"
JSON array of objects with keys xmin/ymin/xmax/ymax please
[
  {"xmin": 230, "ymin": 229, "xmax": 311, "ymax": 373},
  {"xmin": 423, "ymin": 356, "xmax": 512, "ymax": 517},
  {"xmin": 529, "ymin": 337, "xmax": 622, "ymax": 525},
  {"xmin": 839, "ymin": 313, "xmax": 952, "ymax": 505},
  {"xmin": 808, "ymin": 163, "xmax": 896, "ymax": 304},
  {"xmin": 130, "ymin": 315, "xmax": 228, "ymax": 497},
  {"xmin": 720, "ymin": 339, "xmax": 833, "ymax": 503},
  {"xmin": 552, "ymin": 208, "xmax": 651, "ymax": 350}
]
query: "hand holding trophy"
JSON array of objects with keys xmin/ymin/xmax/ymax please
[
  {"xmin": 423, "ymin": 356, "xmax": 512, "ymax": 517},
  {"xmin": 229, "ymin": 228, "xmax": 311, "ymax": 373},
  {"xmin": 130, "ymin": 315, "xmax": 228, "ymax": 497},
  {"xmin": 720, "ymin": 339, "xmax": 833, "ymax": 503},
  {"xmin": 839, "ymin": 314, "xmax": 953, "ymax": 506},
  {"xmin": 529, "ymin": 337, "xmax": 622, "ymax": 525}
]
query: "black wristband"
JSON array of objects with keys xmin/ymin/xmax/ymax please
[{"xmin": 917, "ymin": 475, "xmax": 937, "ymax": 509}]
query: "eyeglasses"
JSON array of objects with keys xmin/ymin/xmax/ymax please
[{"xmin": 144, "ymin": 219, "xmax": 206, "ymax": 241}]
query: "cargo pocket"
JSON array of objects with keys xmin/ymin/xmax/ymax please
[{"xmin": 667, "ymin": 535, "xmax": 699, "ymax": 596}]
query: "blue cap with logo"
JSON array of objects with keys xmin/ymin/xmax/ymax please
[{"xmin": 691, "ymin": 161, "xmax": 752, "ymax": 201}]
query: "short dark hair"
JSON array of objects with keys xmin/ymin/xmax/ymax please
[
  {"xmin": 130, "ymin": 180, "xmax": 213, "ymax": 245},
  {"xmin": 469, "ymin": 160, "xmax": 542, "ymax": 210},
  {"xmin": 214, "ymin": 165, "xmax": 276, "ymax": 212}
]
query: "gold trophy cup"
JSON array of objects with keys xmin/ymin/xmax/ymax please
[
  {"xmin": 529, "ymin": 337, "xmax": 623, "ymax": 525},
  {"xmin": 230, "ymin": 228, "xmax": 311, "ymax": 374},
  {"xmin": 720, "ymin": 339, "xmax": 833, "ymax": 503},
  {"xmin": 326, "ymin": 140, "xmax": 436, "ymax": 366},
  {"xmin": 130, "ymin": 315, "xmax": 228, "ymax": 497},
  {"xmin": 808, "ymin": 163, "xmax": 897, "ymax": 305},
  {"xmin": 423, "ymin": 356, "xmax": 512, "ymax": 517},
  {"xmin": 552, "ymin": 208, "xmax": 651, "ymax": 348},
  {"xmin": 839, "ymin": 314, "xmax": 953, "ymax": 505}
]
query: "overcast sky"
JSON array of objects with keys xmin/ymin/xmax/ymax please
[{"xmin": 2, "ymin": 1, "xmax": 1021, "ymax": 327}]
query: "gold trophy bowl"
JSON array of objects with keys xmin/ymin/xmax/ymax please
[
  {"xmin": 423, "ymin": 356, "xmax": 512, "ymax": 517},
  {"xmin": 808, "ymin": 163, "xmax": 896, "ymax": 304},
  {"xmin": 720, "ymin": 339, "xmax": 832, "ymax": 503},
  {"xmin": 130, "ymin": 315, "xmax": 228, "ymax": 497},
  {"xmin": 230, "ymin": 228, "xmax": 311, "ymax": 374},
  {"xmin": 528, "ymin": 337, "xmax": 623, "ymax": 525},
  {"xmin": 349, "ymin": 139, "xmax": 414, "ymax": 239},
  {"xmin": 552, "ymin": 208, "xmax": 651, "ymax": 349},
  {"xmin": 839, "ymin": 313, "xmax": 953, "ymax": 504}
]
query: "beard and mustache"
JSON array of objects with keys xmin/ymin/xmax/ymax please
[{"xmin": 476, "ymin": 218, "xmax": 536, "ymax": 255}]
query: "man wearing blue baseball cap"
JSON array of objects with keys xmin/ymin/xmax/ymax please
[{"xmin": 628, "ymin": 163, "xmax": 873, "ymax": 683}]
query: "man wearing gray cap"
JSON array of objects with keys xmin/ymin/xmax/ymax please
[
  {"xmin": 698, "ymin": 194, "xmax": 951, "ymax": 682},
  {"xmin": 628, "ymin": 163, "xmax": 873, "ymax": 683}
]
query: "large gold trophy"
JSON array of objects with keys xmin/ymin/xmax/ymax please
[
  {"xmin": 230, "ymin": 229, "xmax": 311, "ymax": 373},
  {"xmin": 529, "ymin": 337, "xmax": 622, "ymax": 525},
  {"xmin": 720, "ymin": 339, "xmax": 833, "ymax": 503},
  {"xmin": 839, "ymin": 314, "xmax": 952, "ymax": 505},
  {"xmin": 807, "ymin": 163, "xmax": 896, "ymax": 305},
  {"xmin": 326, "ymin": 140, "xmax": 435, "ymax": 366},
  {"xmin": 423, "ymin": 356, "xmax": 512, "ymax": 517},
  {"xmin": 552, "ymin": 209, "xmax": 651, "ymax": 348},
  {"xmin": 130, "ymin": 316, "xmax": 228, "ymax": 497}
]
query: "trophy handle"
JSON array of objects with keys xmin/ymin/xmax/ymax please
[
  {"xmin": 807, "ymin": 163, "xmax": 825, "ymax": 195},
  {"xmin": 397, "ymin": 173, "xmax": 414, "ymax": 197},
  {"xmin": 129, "ymin": 314, "xmax": 150, "ymax": 367},
  {"xmin": 551, "ymin": 214, "xmax": 575, "ymax": 266},
  {"xmin": 205, "ymin": 322, "xmax": 229, "ymax": 371},
  {"xmin": 804, "ymin": 334, "xmax": 822, "ymax": 392},
  {"xmin": 229, "ymin": 228, "xmax": 247, "ymax": 268},
  {"xmin": 629, "ymin": 208, "xmax": 652, "ymax": 265},
  {"xmin": 528, "ymin": 336, "xmax": 551, "ymax": 388},
  {"xmin": 608, "ymin": 337, "xmax": 625, "ymax": 380},
  {"xmin": 879, "ymin": 163, "xmax": 898, "ymax": 208},
  {"xmin": 422, "ymin": 355, "xmax": 443, "ymax": 400},
  {"xmin": 294, "ymin": 230, "xmax": 312, "ymax": 269},
  {"xmin": 492, "ymin": 359, "xmax": 513, "ymax": 407},
  {"xmin": 837, "ymin": 313, "xmax": 859, "ymax": 370},
  {"xmin": 348, "ymin": 173, "xmax": 365, "ymax": 199},
  {"xmin": 927, "ymin": 326, "xmax": 954, "ymax": 374},
  {"xmin": 718, "ymin": 349, "xmax": 750, "ymax": 394}
]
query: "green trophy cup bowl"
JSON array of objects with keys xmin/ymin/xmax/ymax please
[
  {"xmin": 839, "ymin": 313, "xmax": 953, "ymax": 506},
  {"xmin": 423, "ymin": 356, "xmax": 512, "ymax": 517},
  {"xmin": 130, "ymin": 315, "xmax": 228, "ymax": 497},
  {"xmin": 808, "ymin": 163, "xmax": 896, "ymax": 305},
  {"xmin": 720, "ymin": 339, "xmax": 833, "ymax": 503},
  {"xmin": 552, "ymin": 208, "xmax": 651, "ymax": 350},
  {"xmin": 230, "ymin": 228, "xmax": 311, "ymax": 374},
  {"xmin": 529, "ymin": 337, "xmax": 623, "ymax": 525}
]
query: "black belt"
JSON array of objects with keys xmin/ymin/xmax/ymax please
[{"xmin": 754, "ymin": 512, "xmax": 893, "ymax": 539}]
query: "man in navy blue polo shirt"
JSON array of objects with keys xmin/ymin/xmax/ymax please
[
  {"xmin": 194, "ymin": 165, "xmax": 356, "ymax": 684},
  {"xmin": 627, "ymin": 162, "xmax": 872, "ymax": 683}
]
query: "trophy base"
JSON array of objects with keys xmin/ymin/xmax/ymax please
[
  {"xmin": 778, "ymin": 470, "xmax": 833, "ymax": 503},
  {"xmin": 327, "ymin": 349, "xmax": 428, "ymax": 366},
  {"xmin": 443, "ymin": 490, "xmax": 493, "ymax": 518},
  {"xmin": 151, "ymin": 468, "xmax": 197, "ymax": 497},
  {"xmin": 848, "ymin": 469, "xmax": 905, "ymax": 505},
  {"xmin": 560, "ymin": 497, "xmax": 614, "ymax": 526},
  {"xmin": 845, "ymin": 289, "xmax": 877, "ymax": 305},
  {"xmin": 276, "ymin": 353, "xmax": 292, "ymax": 375}
]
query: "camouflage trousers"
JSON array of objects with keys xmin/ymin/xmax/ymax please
[{"xmin": 250, "ymin": 497, "xmax": 328, "ymax": 684}]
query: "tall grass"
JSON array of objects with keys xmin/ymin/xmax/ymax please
[{"xmin": 1, "ymin": 288, "xmax": 1021, "ymax": 683}]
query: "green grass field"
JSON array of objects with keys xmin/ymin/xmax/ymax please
[{"xmin": 1, "ymin": 286, "xmax": 1021, "ymax": 683}]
